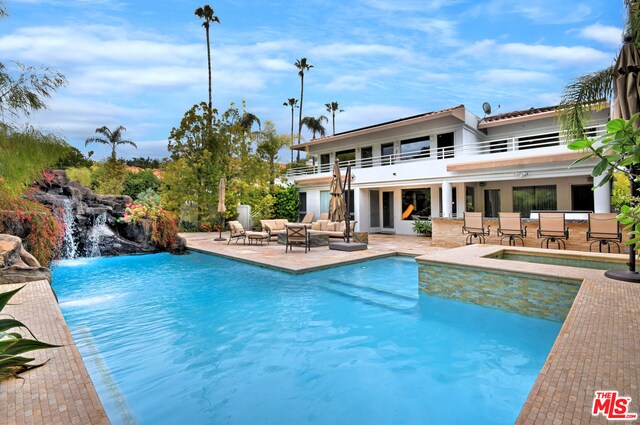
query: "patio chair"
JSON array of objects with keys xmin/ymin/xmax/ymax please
[
  {"xmin": 537, "ymin": 212, "xmax": 569, "ymax": 249},
  {"xmin": 461, "ymin": 212, "xmax": 490, "ymax": 245},
  {"xmin": 285, "ymin": 224, "xmax": 309, "ymax": 253},
  {"xmin": 587, "ymin": 213, "xmax": 622, "ymax": 253},
  {"xmin": 497, "ymin": 212, "xmax": 527, "ymax": 246},
  {"xmin": 300, "ymin": 213, "xmax": 315, "ymax": 224},
  {"xmin": 227, "ymin": 221, "xmax": 246, "ymax": 244}
]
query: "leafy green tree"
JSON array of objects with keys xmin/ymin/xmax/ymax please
[
  {"xmin": 302, "ymin": 115, "xmax": 328, "ymax": 139},
  {"xmin": 90, "ymin": 159, "xmax": 128, "ymax": 195},
  {"xmin": 123, "ymin": 169, "xmax": 161, "ymax": 199},
  {"xmin": 325, "ymin": 102, "xmax": 344, "ymax": 135},
  {"xmin": 125, "ymin": 156, "xmax": 167, "ymax": 169},
  {"xmin": 85, "ymin": 125, "xmax": 137, "ymax": 161},
  {"xmin": 294, "ymin": 58, "xmax": 313, "ymax": 160},
  {"xmin": 55, "ymin": 146, "xmax": 93, "ymax": 169},
  {"xmin": 0, "ymin": 63, "xmax": 66, "ymax": 118},
  {"xmin": 272, "ymin": 184, "xmax": 300, "ymax": 222},
  {"xmin": 558, "ymin": 0, "xmax": 636, "ymax": 137},
  {"xmin": 283, "ymin": 97, "xmax": 298, "ymax": 163},
  {"xmin": 194, "ymin": 4, "xmax": 220, "ymax": 112},
  {"xmin": 256, "ymin": 121, "xmax": 290, "ymax": 185}
]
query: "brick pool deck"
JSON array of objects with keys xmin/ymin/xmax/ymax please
[{"xmin": 1, "ymin": 233, "xmax": 638, "ymax": 424}]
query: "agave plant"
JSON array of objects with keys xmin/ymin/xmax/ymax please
[{"xmin": 0, "ymin": 285, "xmax": 59, "ymax": 381}]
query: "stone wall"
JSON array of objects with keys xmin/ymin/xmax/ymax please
[
  {"xmin": 417, "ymin": 260, "xmax": 581, "ymax": 322},
  {"xmin": 431, "ymin": 217, "xmax": 629, "ymax": 252}
]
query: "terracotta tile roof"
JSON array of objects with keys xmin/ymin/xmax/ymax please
[{"xmin": 483, "ymin": 105, "xmax": 557, "ymax": 123}]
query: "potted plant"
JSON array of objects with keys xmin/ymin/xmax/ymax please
[{"xmin": 412, "ymin": 219, "xmax": 432, "ymax": 237}]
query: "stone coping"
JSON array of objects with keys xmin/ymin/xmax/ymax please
[
  {"xmin": 0, "ymin": 280, "xmax": 110, "ymax": 425},
  {"xmin": 415, "ymin": 244, "xmax": 640, "ymax": 424}
]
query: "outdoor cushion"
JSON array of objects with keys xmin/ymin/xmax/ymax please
[
  {"xmin": 315, "ymin": 220, "xmax": 330, "ymax": 231},
  {"xmin": 274, "ymin": 219, "xmax": 289, "ymax": 230},
  {"xmin": 326, "ymin": 222, "xmax": 337, "ymax": 231},
  {"xmin": 311, "ymin": 222, "xmax": 321, "ymax": 230}
]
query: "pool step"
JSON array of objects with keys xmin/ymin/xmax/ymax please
[{"xmin": 320, "ymin": 278, "xmax": 418, "ymax": 310}]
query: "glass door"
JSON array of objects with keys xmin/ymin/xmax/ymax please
[
  {"xmin": 382, "ymin": 191, "xmax": 394, "ymax": 230},
  {"xmin": 369, "ymin": 190, "xmax": 380, "ymax": 232},
  {"xmin": 484, "ymin": 189, "xmax": 501, "ymax": 218}
]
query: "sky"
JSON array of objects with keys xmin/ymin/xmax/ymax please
[{"xmin": 0, "ymin": 0, "xmax": 626, "ymax": 161}]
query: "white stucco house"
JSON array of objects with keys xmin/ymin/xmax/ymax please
[{"xmin": 287, "ymin": 104, "xmax": 611, "ymax": 235}]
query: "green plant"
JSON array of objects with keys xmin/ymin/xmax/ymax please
[
  {"xmin": 272, "ymin": 184, "xmax": 300, "ymax": 222},
  {"xmin": 412, "ymin": 219, "xmax": 432, "ymax": 236},
  {"xmin": 0, "ymin": 286, "xmax": 60, "ymax": 382},
  {"xmin": 85, "ymin": 125, "xmax": 136, "ymax": 161},
  {"xmin": 123, "ymin": 170, "xmax": 160, "ymax": 199},
  {"xmin": 123, "ymin": 198, "xmax": 179, "ymax": 250},
  {"xmin": 91, "ymin": 159, "xmax": 128, "ymax": 195}
]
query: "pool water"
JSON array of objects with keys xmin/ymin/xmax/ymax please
[{"xmin": 52, "ymin": 253, "xmax": 561, "ymax": 425}]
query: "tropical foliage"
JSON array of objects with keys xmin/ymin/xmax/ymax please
[
  {"xmin": 85, "ymin": 125, "xmax": 137, "ymax": 161},
  {"xmin": 256, "ymin": 121, "xmax": 290, "ymax": 185},
  {"xmin": 122, "ymin": 169, "xmax": 161, "ymax": 199},
  {"xmin": 325, "ymin": 102, "xmax": 344, "ymax": 135},
  {"xmin": 272, "ymin": 184, "xmax": 300, "ymax": 222},
  {"xmin": 0, "ymin": 285, "xmax": 59, "ymax": 382},
  {"xmin": 294, "ymin": 58, "xmax": 313, "ymax": 160},
  {"xmin": 123, "ymin": 190, "xmax": 179, "ymax": 250},
  {"xmin": 283, "ymin": 98, "xmax": 298, "ymax": 162},
  {"xmin": 302, "ymin": 115, "xmax": 328, "ymax": 139},
  {"xmin": 194, "ymin": 4, "xmax": 220, "ymax": 111},
  {"xmin": 412, "ymin": 219, "xmax": 432, "ymax": 236},
  {"xmin": 558, "ymin": 0, "xmax": 638, "ymax": 137},
  {"xmin": 90, "ymin": 159, "xmax": 128, "ymax": 195}
]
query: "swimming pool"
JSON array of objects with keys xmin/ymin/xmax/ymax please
[{"xmin": 52, "ymin": 252, "xmax": 561, "ymax": 425}]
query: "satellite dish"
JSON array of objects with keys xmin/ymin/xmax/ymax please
[{"xmin": 482, "ymin": 102, "xmax": 492, "ymax": 115}]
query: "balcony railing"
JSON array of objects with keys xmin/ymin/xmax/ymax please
[{"xmin": 286, "ymin": 124, "xmax": 607, "ymax": 177}]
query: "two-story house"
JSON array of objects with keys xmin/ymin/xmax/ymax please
[{"xmin": 287, "ymin": 104, "xmax": 610, "ymax": 235}]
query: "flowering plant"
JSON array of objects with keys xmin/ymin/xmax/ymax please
[
  {"xmin": 199, "ymin": 223, "xmax": 213, "ymax": 232},
  {"xmin": 122, "ymin": 196, "xmax": 178, "ymax": 249}
]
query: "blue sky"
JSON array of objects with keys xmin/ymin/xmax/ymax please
[{"xmin": 1, "ymin": 0, "xmax": 625, "ymax": 160}]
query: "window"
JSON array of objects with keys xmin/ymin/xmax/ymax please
[
  {"xmin": 298, "ymin": 192, "xmax": 307, "ymax": 222},
  {"xmin": 437, "ymin": 132, "xmax": 454, "ymax": 159},
  {"xmin": 320, "ymin": 154, "xmax": 330, "ymax": 172},
  {"xmin": 512, "ymin": 185, "xmax": 557, "ymax": 218},
  {"xmin": 381, "ymin": 143, "xmax": 394, "ymax": 166},
  {"xmin": 402, "ymin": 188, "xmax": 431, "ymax": 220},
  {"xmin": 518, "ymin": 133, "xmax": 559, "ymax": 150},
  {"xmin": 400, "ymin": 136, "xmax": 430, "ymax": 160},
  {"xmin": 336, "ymin": 149, "xmax": 355, "ymax": 165},
  {"xmin": 465, "ymin": 186, "xmax": 475, "ymax": 211},
  {"xmin": 361, "ymin": 146, "xmax": 373, "ymax": 168},
  {"xmin": 489, "ymin": 139, "xmax": 508, "ymax": 153},
  {"xmin": 484, "ymin": 189, "xmax": 500, "ymax": 218},
  {"xmin": 320, "ymin": 190, "xmax": 330, "ymax": 214}
]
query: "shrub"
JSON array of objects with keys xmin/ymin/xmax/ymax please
[
  {"xmin": 123, "ymin": 169, "xmax": 160, "ymax": 199},
  {"xmin": 123, "ymin": 198, "xmax": 179, "ymax": 250},
  {"xmin": 91, "ymin": 159, "xmax": 128, "ymax": 195},
  {"xmin": 412, "ymin": 219, "xmax": 432, "ymax": 236},
  {"xmin": 65, "ymin": 167, "xmax": 92, "ymax": 186},
  {"xmin": 272, "ymin": 184, "xmax": 300, "ymax": 222},
  {"xmin": 0, "ymin": 184, "xmax": 65, "ymax": 265},
  {"xmin": 0, "ymin": 285, "xmax": 60, "ymax": 382}
]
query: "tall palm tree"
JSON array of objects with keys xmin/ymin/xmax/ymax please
[
  {"xmin": 325, "ymin": 102, "xmax": 345, "ymax": 135},
  {"xmin": 239, "ymin": 111, "xmax": 261, "ymax": 132},
  {"xmin": 559, "ymin": 0, "xmax": 637, "ymax": 137},
  {"xmin": 194, "ymin": 5, "xmax": 220, "ymax": 112},
  {"xmin": 283, "ymin": 98, "xmax": 298, "ymax": 162},
  {"xmin": 85, "ymin": 125, "xmax": 136, "ymax": 161},
  {"xmin": 294, "ymin": 58, "xmax": 313, "ymax": 161},
  {"xmin": 302, "ymin": 115, "xmax": 328, "ymax": 139}
]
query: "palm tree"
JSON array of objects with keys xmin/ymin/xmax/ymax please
[
  {"xmin": 283, "ymin": 98, "xmax": 298, "ymax": 162},
  {"xmin": 302, "ymin": 115, "xmax": 328, "ymax": 139},
  {"xmin": 194, "ymin": 5, "xmax": 220, "ymax": 112},
  {"xmin": 85, "ymin": 125, "xmax": 136, "ymax": 161},
  {"xmin": 294, "ymin": 58, "xmax": 313, "ymax": 161},
  {"xmin": 325, "ymin": 102, "xmax": 345, "ymax": 135},
  {"xmin": 239, "ymin": 112, "xmax": 261, "ymax": 132},
  {"xmin": 558, "ymin": 0, "xmax": 637, "ymax": 137}
]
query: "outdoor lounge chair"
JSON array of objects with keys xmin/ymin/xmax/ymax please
[
  {"xmin": 587, "ymin": 213, "xmax": 622, "ymax": 253},
  {"xmin": 537, "ymin": 212, "xmax": 569, "ymax": 249},
  {"xmin": 497, "ymin": 212, "xmax": 527, "ymax": 246},
  {"xmin": 285, "ymin": 224, "xmax": 309, "ymax": 253},
  {"xmin": 300, "ymin": 213, "xmax": 315, "ymax": 224},
  {"xmin": 228, "ymin": 221, "xmax": 270, "ymax": 245},
  {"xmin": 462, "ymin": 212, "xmax": 490, "ymax": 244},
  {"xmin": 320, "ymin": 213, "xmax": 329, "ymax": 220},
  {"xmin": 227, "ymin": 221, "xmax": 246, "ymax": 244}
]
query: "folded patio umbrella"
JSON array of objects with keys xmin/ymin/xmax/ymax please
[
  {"xmin": 217, "ymin": 177, "xmax": 226, "ymax": 215},
  {"xmin": 329, "ymin": 161, "xmax": 345, "ymax": 222}
]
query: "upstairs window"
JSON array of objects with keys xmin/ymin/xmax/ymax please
[
  {"xmin": 437, "ymin": 132, "xmax": 454, "ymax": 159},
  {"xmin": 336, "ymin": 149, "xmax": 356, "ymax": 165},
  {"xmin": 400, "ymin": 136, "xmax": 430, "ymax": 160},
  {"xmin": 361, "ymin": 146, "xmax": 373, "ymax": 168},
  {"xmin": 320, "ymin": 153, "xmax": 330, "ymax": 172},
  {"xmin": 381, "ymin": 143, "xmax": 394, "ymax": 166}
]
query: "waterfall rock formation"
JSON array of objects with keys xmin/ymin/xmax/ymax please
[
  {"xmin": 31, "ymin": 170, "xmax": 184, "ymax": 258},
  {"xmin": 0, "ymin": 234, "xmax": 51, "ymax": 284}
]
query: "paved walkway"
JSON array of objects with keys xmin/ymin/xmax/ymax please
[
  {"xmin": 182, "ymin": 232, "xmax": 443, "ymax": 273},
  {"xmin": 0, "ymin": 280, "xmax": 109, "ymax": 425}
]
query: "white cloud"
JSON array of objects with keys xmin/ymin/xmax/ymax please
[
  {"xmin": 579, "ymin": 23, "xmax": 622, "ymax": 48},
  {"xmin": 361, "ymin": 0, "xmax": 463, "ymax": 12},
  {"xmin": 478, "ymin": 69, "xmax": 554, "ymax": 85},
  {"xmin": 477, "ymin": 0, "xmax": 592, "ymax": 25},
  {"xmin": 404, "ymin": 18, "xmax": 459, "ymax": 46},
  {"xmin": 310, "ymin": 43, "xmax": 412, "ymax": 60}
]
